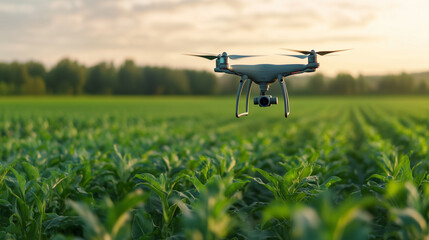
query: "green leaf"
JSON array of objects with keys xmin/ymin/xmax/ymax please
[
  {"xmin": 254, "ymin": 168, "xmax": 279, "ymax": 186},
  {"xmin": 392, "ymin": 208, "xmax": 427, "ymax": 234},
  {"xmin": 135, "ymin": 173, "xmax": 164, "ymax": 197},
  {"xmin": 10, "ymin": 168, "xmax": 26, "ymax": 198},
  {"xmin": 292, "ymin": 207, "xmax": 321, "ymax": 240},
  {"xmin": 368, "ymin": 173, "xmax": 387, "ymax": 182},
  {"xmin": 253, "ymin": 177, "xmax": 277, "ymax": 195},
  {"xmin": 321, "ymin": 176, "xmax": 341, "ymax": 189},
  {"xmin": 107, "ymin": 189, "xmax": 146, "ymax": 236},
  {"xmin": 0, "ymin": 199, "xmax": 12, "ymax": 209},
  {"xmin": 188, "ymin": 175, "xmax": 205, "ymax": 193},
  {"xmin": 67, "ymin": 200, "xmax": 105, "ymax": 238},
  {"xmin": 225, "ymin": 180, "xmax": 249, "ymax": 198},
  {"xmin": 21, "ymin": 162, "xmax": 39, "ymax": 181},
  {"xmin": 262, "ymin": 202, "xmax": 293, "ymax": 227},
  {"xmin": 397, "ymin": 155, "xmax": 413, "ymax": 182},
  {"xmin": 132, "ymin": 211, "xmax": 154, "ymax": 238}
]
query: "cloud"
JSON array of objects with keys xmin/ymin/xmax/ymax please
[
  {"xmin": 0, "ymin": 2, "xmax": 35, "ymax": 14},
  {"xmin": 329, "ymin": 12, "xmax": 376, "ymax": 29},
  {"xmin": 0, "ymin": 0, "xmax": 394, "ymax": 74}
]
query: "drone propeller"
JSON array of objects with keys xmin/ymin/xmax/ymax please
[
  {"xmin": 281, "ymin": 48, "xmax": 351, "ymax": 59},
  {"xmin": 229, "ymin": 54, "xmax": 262, "ymax": 59},
  {"xmin": 184, "ymin": 53, "xmax": 262, "ymax": 60},
  {"xmin": 316, "ymin": 49, "xmax": 351, "ymax": 56},
  {"xmin": 279, "ymin": 54, "xmax": 308, "ymax": 59},
  {"xmin": 184, "ymin": 54, "xmax": 218, "ymax": 60}
]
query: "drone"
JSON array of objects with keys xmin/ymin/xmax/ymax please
[{"xmin": 187, "ymin": 49, "xmax": 349, "ymax": 118}]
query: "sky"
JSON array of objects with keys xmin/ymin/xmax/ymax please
[{"xmin": 1, "ymin": 0, "xmax": 429, "ymax": 76}]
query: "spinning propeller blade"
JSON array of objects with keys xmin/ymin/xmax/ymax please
[
  {"xmin": 184, "ymin": 54, "xmax": 218, "ymax": 60},
  {"xmin": 185, "ymin": 53, "xmax": 262, "ymax": 60},
  {"xmin": 282, "ymin": 49, "xmax": 311, "ymax": 55},
  {"xmin": 229, "ymin": 55, "xmax": 262, "ymax": 59},
  {"xmin": 278, "ymin": 54, "xmax": 309, "ymax": 59},
  {"xmin": 316, "ymin": 49, "xmax": 351, "ymax": 56},
  {"xmin": 282, "ymin": 48, "xmax": 351, "ymax": 57}
]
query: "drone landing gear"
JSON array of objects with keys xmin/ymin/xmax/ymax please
[
  {"xmin": 235, "ymin": 75, "xmax": 290, "ymax": 118},
  {"xmin": 278, "ymin": 74, "xmax": 290, "ymax": 118},
  {"xmin": 235, "ymin": 75, "xmax": 252, "ymax": 118}
]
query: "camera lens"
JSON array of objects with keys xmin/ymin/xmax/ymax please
[{"xmin": 259, "ymin": 96, "xmax": 269, "ymax": 106}]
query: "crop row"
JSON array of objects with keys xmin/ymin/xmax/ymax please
[{"xmin": 0, "ymin": 97, "xmax": 428, "ymax": 239}]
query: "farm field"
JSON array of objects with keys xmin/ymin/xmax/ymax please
[{"xmin": 0, "ymin": 96, "xmax": 429, "ymax": 239}]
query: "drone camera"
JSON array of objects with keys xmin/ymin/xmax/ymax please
[{"xmin": 254, "ymin": 95, "xmax": 278, "ymax": 107}]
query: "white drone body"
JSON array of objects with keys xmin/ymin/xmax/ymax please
[{"xmin": 187, "ymin": 49, "xmax": 348, "ymax": 118}]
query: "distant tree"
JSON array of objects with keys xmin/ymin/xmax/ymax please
[
  {"xmin": 116, "ymin": 59, "xmax": 143, "ymax": 95},
  {"xmin": 0, "ymin": 63, "xmax": 13, "ymax": 94},
  {"xmin": 22, "ymin": 76, "xmax": 46, "ymax": 95},
  {"xmin": 416, "ymin": 81, "xmax": 428, "ymax": 94},
  {"xmin": 328, "ymin": 73, "xmax": 356, "ymax": 95},
  {"xmin": 46, "ymin": 58, "xmax": 86, "ymax": 94},
  {"xmin": 217, "ymin": 74, "xmax": 239, "ymax": 95},
  {"xmin": 186, "ymin": 70, "xmax": 218, "ymax": 94},
  {"xmin": 163, "ymin": 69, "xmax": 190, "ymax": 94},
  {"xmin": 9, "ymin": 62, "xmax": 28, "ymax": 94},
  {"xmin": 85, "ymin": 62, "xmax": 117, "ymax": 94},
  {"xmin": 378, "ymin": 75, "xmax": 396, "ymax": 94},
  {"xmin": 0, "ymin": 82, "xmax": 10, "ymax": 95},
  {"xmin": 143, "ymin": 67, "xmax": 189, "ymax": 95},
  {"xmin": 22, "ymin": 61, "xmax": 47, "ymax": 95},
  {"xmin": 144, "ymin": 66, "xmax": 162, "ymax": 94},
  {"xmin": 25, "ymin": 61, "xmax": 46, "ymax": 79},
  {"xmin": 397, "ymin": 72, "xmax": 414, "ymax": 94},
  {"xmin": 307, "ymin": 73, "xmax": 325, "ymax": 94},
  {"xmin": 377, "ymin": 72, "xmax": 414, "ymax": 94},
  {"xmin": 356, "ymin": 74, "xmax": 370, "ymax": 94},
  {"xmin": 0, "ymin": 63, "xmax": 11, "ymax": 84},
  {"xmin": 0, "ymin": 62, "xmax": 46, "ymax": 95}
]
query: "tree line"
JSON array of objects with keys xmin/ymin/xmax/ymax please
[
  {"xmin": 301, "ymin": 72, "xmax": 428, "ymax": 95},
  {"xmin": 0, "ymin": 58, "xmax": 428, "ymax": 95},
  {"xmin": 0, "ymin": 58, "xmax": 218, "ymax": 95}
]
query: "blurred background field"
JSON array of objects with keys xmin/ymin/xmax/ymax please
[{"xmin": 1, "ymin": 96, "xmax": 428, "ymax": 239}]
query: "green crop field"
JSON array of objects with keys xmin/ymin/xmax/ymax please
[{"xmin": 1, "ymin": 96, "xmax": 429, "ymax": 240}]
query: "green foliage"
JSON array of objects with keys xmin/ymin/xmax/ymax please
[
  {"xmin": 86, "ymin": 62, "xmax": 117, "ymax": 94},
  {"xmin": 186, "ymin": 69, "xmax": 219, "ymax": 95},
  {"xmin": 262, "ymin": 194, "xmax": 374, "ymax": 240},
  {"xmin": 116, "ymin": 59, "xmax": 144, "ymax": 95},
  {"xmin": 178, "ymin": 175, "xmax": 244, "ymax": 240},
  {"xmin": 2, "ymin": 59, "xmax": 429, "ymax": 96},
  {"xmin": 25, "ymin": 61, "xmax": 46, "ymax": 80},
  {"xmin": 22, "ymin": 76, "xmax": 46, "ymax": 95},
  {"xmin": 0, "ymin": 96, "xmax": 428, "ymax": 239},
  {"xmin": 67, "ymin": 189, "xmax": 146, "ymax": 240},
  {"xmin": 46, "ymin": 58, "xmax": 86, "ymax": 95},
  {"xmin": 307, "ymin": 73, "xmax": 325, "ymax": 94},
  {"xmin": 378, "ymin": 73, "xmax": 415, "ymax": 94},
  {"xmin": 328, "ymin": 73, "xmax": 358, "ymax": 95}
]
